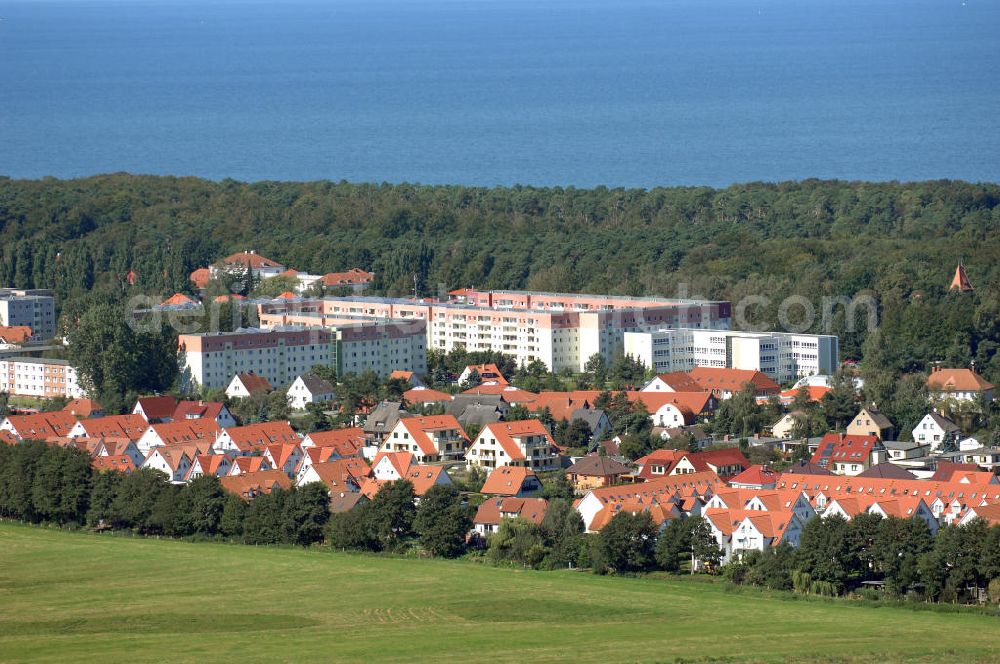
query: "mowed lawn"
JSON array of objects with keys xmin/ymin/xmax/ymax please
[{"xmin": 1, "ymin": 524, "xmax": 998, "ymax": 664}]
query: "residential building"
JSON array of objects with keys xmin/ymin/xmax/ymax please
[
  {"xmin": 574, "ymin": 471, "xmax": 722, "ymax": 532},
  {"xmin": 634, "ymin": 448, "xmax": 750, "ymax": 481},
  {"xmin": 362, "ymin": 401, "xmax": 410, "ymax": 443},
  {"xmin": 296, "ymin": 457, "xmax": 370, "ymax": 492},
  {"xmin": 0, "ymin": 357, "xmax": 85, "ymax": 399},
  {"xmin": 466, "ymin": 420, "xmax": 559, "ymax": 471},
  {"xmin": 186, "ymin": 455, "xmax": 233, "ymax": 481},
  {"xmin": 729, "ymin": 465, "xmax": 779, "ymax": 490},
  {"xmin": 771, "ymin": 411, "xmax": 807, "ymax": 439},
  {"xmin": 172, "ymin": 400, "xmax": 238, "ymax": 428},
  {"xmin": 225, "ymin": 372, "xmax": 273, "ymax": 399},
  {"xmin": 926, "ymin": 367, "xmax": 994, "ymax": 402},
  {"xmin": 0, "ymin": 289, "xmax": 56, "ymax": 340},
  {"xmin": 211, "ymin": 251, "xmax": 286, "ymax": 280},
  {"xmin": 473, "ymin": 497, "xmax": 548, "ymax": 537},
  {"xmin": 257, "ymin": 290, "xmax": 732, "ymax": 372},
  {"xmin": 458, "ymin": 363, "xmax": 508, "ymax": 386},
  {"xmin": 132, "ymin": 396, "xmax": 179, "ymax": 422},
  {"xmin": 135, "ymin": 419, "xmax": 221, "ymax": 455},
  {"xmin": 248, "ymin": 314, "xmax": 427, "ymax": 384},
  {"xmin": 301, "ymin": 427, "xmax": 366, "ymax": 457},
  {"xmin": 180, "ymin": 325, "xmax": 336, "ymax": 391},
  {"xmin": 221, "ymin": 470, "xmax": 293, "ymax": 500},
  {"xmin": 775, "ymin": 471, "xmax": 1000, "ymax": 525},
  {"xmin": 0, "ymin": 326, "xmax": 34, "ymax": 345},
  {"xmin": 565, "ymin": 455, "xmax": 631, "ymax": 492},
  {"xmin": 480, "ymin": 466, "xmax": 543, "ymax": 497},
  {"xmin": 214, "ymin": 421, "xmax": 300, "ymax": 456},
  {"xmin": 846, "ymin": 406, "xmax": 895, "ymax": 440},
  {"xmin": 320, "ymin": 268, "xmax": 374, "ymax": 292},
  {"xmin": 67, "ymin": 414, "xmax": 148, "ymax": 441},
  {"xmin": 141, "ymin": 448, "xmax": 192, "ymax": 483},
  {"xmin": 810, "ymin": 433, "xmax": 885, "ymax": 476},
  {"xmin": 687, "ymin": 367, "xmax": 781, "ymax": 399},
  {"xmin": 912, "ymin": 412, "xmax": 961, "ymax": 452},
  {"xmin": 1, "ymin": 411, "xmax": 78, "ymax": 441},
  {"xmin": 287, "ymin": 374, "xmax": 335, "ymax": 410},
  {"xmin": 379, "ymin": 415, "xmax": 469, "ymax": 463},
  {"xmin": 624, "ymin": 328, "xmax": 838, "ymax": 384}
]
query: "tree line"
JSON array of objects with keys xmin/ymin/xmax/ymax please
[
  {"xmin": 0, "ymin": 442, "xmax": 329, "ymax": 546},
  {"xmin": 2, "ymin": 175, "xmax": 999, "ymax": 377},
  {"xmin": 727, "ymin": 513, "xmax": 1000, "ymax": 603}
]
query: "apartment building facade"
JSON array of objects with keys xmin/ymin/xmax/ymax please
[
  {"xmin": 0, "ymin": 357, "xmax": 86, "ymax": 399},
  {"xmin": 258, "ymin": 290, "xmax": 731, "ymax": 372},
  {"xmin": 178, "ymin": 321, "xmax": 426, "ymax": 390},
  {"xmin": 624, "ymin": 328, "xmax": 839, "ymax": 384},
  {"xmin": 0, "ymin": 289, "xmax": 57, "ymax": 341}
]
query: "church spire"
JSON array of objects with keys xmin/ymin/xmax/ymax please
[{"xmin": 950, "ymin": 263, "xmax": 974, "ymax": 292}]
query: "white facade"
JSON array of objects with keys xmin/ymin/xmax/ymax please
[
  {"xmin": 258, "ymin": 293, "xmax": 732, "ymax": 372},
  {"xmin": 288, "ymin": 376, "xmax": 335, "ymax": 410},
  {"xmin": 912, "ymin": 414, "xmax": 960, "ymax": 452},
  {"xmin": 0, "ymin": 289, "xmax": 57, "ymax": 340},
  {"xmin": 141, "ymin": 449, "xmax": 191, "ymax": 483},
  {"xmin": 0, "ymin": 357, "xmax": 85, "ymax": 399},
  {"xmin": 624, "ymin": 329, "xmax": 839, "ymax": 383}
]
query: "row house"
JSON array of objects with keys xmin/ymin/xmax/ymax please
[
  {"xmin": 214, "ymin": 421, "xmax": 300, "ymax": 456},
  {"xmin": 574, "ymin": 471, "xmax": 723, "ymax": 532}
]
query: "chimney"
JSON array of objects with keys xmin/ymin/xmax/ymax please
[{"xmin": 839, "ymin": 433, "xmax": 845, "ymax": 442}]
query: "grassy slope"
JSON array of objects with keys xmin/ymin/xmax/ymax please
[{"xmin": 0, "ymin": 524, "xmax": 997, "ymax": 664}]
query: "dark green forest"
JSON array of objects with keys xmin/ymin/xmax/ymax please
[{"xmin": 1, "ymin": 175, "xmax": 999, "ymax": 381}]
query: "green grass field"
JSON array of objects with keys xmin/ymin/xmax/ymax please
[{"xmin": 1, "ymin": 523, "xmax": 998, "ymax": 663}]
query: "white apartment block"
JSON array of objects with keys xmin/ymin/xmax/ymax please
[
  {"xmin": 178, "ymin": 321, "xmax": 427, "ymax": 391},
  {"xmin": 0, "ymin": 289, "xmax": 57, "ymax": 340},
  {"xmin": 624, "ymin": 329, "xmax": 839, "ymax": 384},
  {"xmin": 258, "ymin": 290, "xmax": 732, "ymax": 372},
  {"xmin": 0, "ymin": 357, "xmax": 86, "ymax": 399}
]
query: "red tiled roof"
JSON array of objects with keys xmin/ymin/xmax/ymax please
[
  {"xmin": 306, "ymin": 458, "xmax": 371, "ymax": 491},
  {"xmin": 463, "ymin": 364, "xmax": 508, "ymax": 385},
  {"xmin": 480, "ymin": 420, "xmax": 554, "ymax": 462},
  {"xmin": 4, "ymin": 411, "xmax": 78, "ymax": 440},
  {"xmin": 76, "ymin": 414, "xmax": 148, "ymax": 441},
  {"xmin": 397, "ymin": 416, "xmax": 468, "ymax": 457},
  {"xmin": 475, "ymin": 497, "xmax": 548, "ymax": 526},
  {"xmin": 403, "ymin": 387, "xmax": 453, "ymax": 404},
  {"xmin": 927, "ymin": 368, "xmax": 993, "ymax": 393},
  {"xmin": 232, "ymin": 373, "xmax": 273, "ymax": 394},
  {"xmin": 190, "ymin": 268, "xmax": 211, "ymax": 289},
  {"xmin": 0, "ymin": 326, "xmax": 33, "ymax": 343},
  {"xmin": 651, "ymin": 372, "xmax": 706, "ymax": 392},
  {"xmin": 222, "ymin": 251, "xmax": 283, "ymax": 269},
  {"xmin": 729, "ymin": 464, "xmax": 779, "ymax": 487},
  {"xmin": 161, "ymin": 292, "xmax": 196, "ymax": 307},
  {"xmin": 135, "ymin": 395, "xmax": 178, "ymax": 421},
  {"xmin": 810, "ymin": 433, "xmax": 879, "ymax": 469},
  {"xmin": 222, "ymin": 421, "xmax": 298, "ymax": 452},
  {"xmin": 304, "ymin": 427, "xmax": 366, "ymax": 457},
  {"xmin": 172, "ymin": 400, "xmax": 227, "ymax": 422},
  {"xmin": 63, "ymin": 398, "xmax": 102, "ymax": 418},
  {"xmin": 146, "ymin": 419, "xmax": 220, "ymax": 445},
  {"xmin": 779, "ymin": 386, "xmax": 832, "ymax": 402},
  {"xmin": 220, "ymin": 470, "xmax": 291, "ymax": 500},
  {"xmin": 687, "ymin": 367, "xmax": 780, "ymax": 395},
  {"xmin": 321, "ymin": 268, "xmax": 374, "ymax": 287},
  {"xmin": 461, "ymin": 384, "xmax": 537, "ymax": 403},
  {"xmin": 481, "ymin": 466, "xmax": 538, "ymax": 496},
  {"xmin": 92, "ymin": 455, "xmax": 135, "ymax": 473}
]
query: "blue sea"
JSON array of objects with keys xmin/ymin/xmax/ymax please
[{"xmin": 1, "ymin": 0, "xmax": 998, "ymax": 188}]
